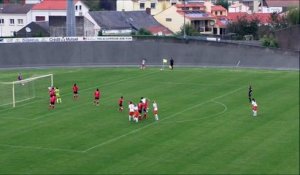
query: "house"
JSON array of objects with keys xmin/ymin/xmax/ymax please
[
  {"xmin": 227, "ymin": 12, "xmax": 272, "ymax": 25},
  {"xmin": 259, "ymin": 0, "xmax": 299, "ymax": 13},
  {"xmin": 30, "ymin": 0, "xmax": 99, "ymax": 36},
  {"xmin": 0, "ymin": 3, "xmax": 34, "ymax": 36},
  {"xmin": 31, "ymin": 0, "xmax": 89, "ymax": 22},
  {"xmin": 89, "ymin": 11, "xmax": 172, "ymax": 36},
  {"xmin": 239, "ymin": 0, "xmax": 262, "ymax": 13},
  {"xmin": 116, "ymin": 0, "xmax": 185, "ymax": 15},
  {"xmin": 154, "ymin": 2, "xmax": 228, "ymax": 35},
  {"xmin": 15, "ymin": 21, "xmax": 50, "ymax": 37},
  {"xmin": 228, "ymin": 1, "xmax": 250, "ymax": 13}
]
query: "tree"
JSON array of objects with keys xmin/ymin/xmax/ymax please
[
  {"xmin": 82, "ymin": 0, "xmax": 116, "ymax": 11},
  {"xmin": 177, "ymin": 24, "xmax": 199, "ymax": 36},
  {"xmin": 226, "ymin": 15, "xmax": 259, "ymax": 40},
  {"xmin": 269, "ymin": 12, "xmax": 288, "ymax": 30},
  {"xmin": 82, "ymin": 0, "xmax": 101, "ymax": 11},
  {"xmin": 136, "ymin": 28, "xmax": 152, "ymax": 36},
  {"xmin": 215, "ymin": 0, "xmax": 229, "ymax": 10},
  {"xmin": 287, "ymin": 7, "xmax": 300, "ymax": 25}
]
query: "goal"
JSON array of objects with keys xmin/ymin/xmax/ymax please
[{"xmin": 0, "ymin": 74, "xmax": 53, "ymax": 108}]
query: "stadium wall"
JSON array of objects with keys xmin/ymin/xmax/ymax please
[{"xmin": 0, "ymin": 38, "xmax": 299, "ymax": 70}]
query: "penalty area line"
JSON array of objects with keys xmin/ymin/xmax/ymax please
[
  {"xmin": 0, "ymin": 143, "xmax": 85, "ymax": 153},
  {"xmin": 83, "ymin": 86, "xmax": 244, "ymax": 152}
]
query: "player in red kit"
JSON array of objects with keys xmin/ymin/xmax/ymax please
[
  {"xmin": 73, "ymin": 83, "xmax": 79, "ymax": 100},
  {"xmin": 49, "ymin": 94, "xmax": 56, "ymax": 109},
  {"xmin": 143, "ymin": 99, "xmax": 149, "ymax": 119},
  {"xmin": 118, "ymin": 96, "xmax": 124, "ymax": 111},
  {"xmin": 138, "ymin": 101, "xmax": 143, "ymax": 120},
  {"xmin": 49, "ymin": 87, "xmax": 55, "ymax": 97},
  {"xmin": 94, "ymin": 88, "xmax": 101, "ymax": 105}
]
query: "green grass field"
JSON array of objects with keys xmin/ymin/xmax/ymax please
[{"xmin": 0, "ymin": 67, "xmax": 298, "ymax": 174}]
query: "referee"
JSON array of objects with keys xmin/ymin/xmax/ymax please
[{"xmin": 248, "ymin": 85, "xmax": 253, "ymax": 103}]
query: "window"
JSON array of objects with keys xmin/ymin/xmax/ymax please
[
  {"xmin": 10, "ymin": 19, "xmax": 14, "ymax": 25},
  {"xmin": 151, "ymin": 3, "xmax": 156, "ymax": 9},
  {"xmin": 75, "ymin": 5, "xmax": 78, "ymax": 10},
  {"xmin": 140, "ymin": 3, "xmax": 145, "ymax": 9},
  {"xmin": 166, "ymin": 18, "xmax": 172, "ymax": 22},
  {"xmin": 18, "ymin": 19, "xmax": 23, "ymax": 25},
  {"xmin": 36, "ymin": 16, "xmax": 45, "ymax": 21},
  {"xmin": 220, "ymin": 11, "xmax": 223, "ymax": 15},
  {"xmin": 171, "ymin": 3, "xmax": 176, "ymax": 5},
  {"xmin": 79, "ymin": 5, "xmax": 82, "ymax": 10},
  {"xmin": 0, "ymin": 19, "xmax": 4, "ymax": 24}
]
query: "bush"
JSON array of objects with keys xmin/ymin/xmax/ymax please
[{"xmin": 260, "ymin": 35, "xmax": 278, "ymax": 48}]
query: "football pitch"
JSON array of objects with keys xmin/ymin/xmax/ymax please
[{"xmin": 0, "ymin": 67, "xmax": 298, "ymax": 174}]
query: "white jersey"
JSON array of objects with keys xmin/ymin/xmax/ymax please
[
  {"xmin": 142, "ymin": 60, "xmax": 146, "ymax": 65},
  {"xmin": 129, "ymin": 104, "xmax": 135, "ymax": 112},
  {"xmin": 141, "ymin": 98, "xmax": 146, "ymax": 104},
  {"xmin": 251, "ymin": 101, "xmax": 257, "ymax": 107},
  {"xmin": 153, "ymin": 102, "xmax": 158, "ymax": 111}
]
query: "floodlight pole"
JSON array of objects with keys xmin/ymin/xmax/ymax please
[
  {"xmin": 67, "ymin": 0, "xmax": 76, "ymax": 36},
  {"xmin": 183, "ymin": 0, "xmax": 186, "ymax": 39}
]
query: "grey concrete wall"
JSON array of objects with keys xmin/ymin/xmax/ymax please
[
  {"xmin": 275, "ymin": 25, "xmax": 300, "ymax": 51},
  {"xmin": 0, "ymin": 39, "xmax": 299, "ymax": 70}
]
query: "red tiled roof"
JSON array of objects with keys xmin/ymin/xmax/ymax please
[
  {"xmin": 215, "ymin": 17, "xmax": 228, "ymax": 28},
  {"xmin": 211, "ymin": 5, "xmax": 227, "ymax": 11},
  {"xmin": 146, "ymin": 26, "xmax": 173, "ymax": 36},
  {"xmin": 227, "ymin": 12, "xmax": 272, "ymax": 24},
  {"xmin": 32, "ymin": 0, "xmax": 79, "ymax": 10},
  {"xmin": 265, "ymin": 0, "xmax": 299, "ymax": 7}
]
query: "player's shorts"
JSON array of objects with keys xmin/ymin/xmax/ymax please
[
  {"xmin": 143, "ymin": 108, "xmax": 148, "ymax": 113},
  {"xmin": 129, "ymin": 112, "xmax": 134, "ymax": 116},
  {"xmin": 252, "ymin": 106, "xmax": 257, "ymax": 111},
  {"xmin": 153, "ymin": 110, "xmax": 158, "ymax": 115},
  {"xmin": 50, "ymin": 101, "xmax": 55, "ymax": 105},
  {"xmin": 138, "ymin": 109, "xmax": 142, "ymax": 114},
  {"xmin": 95, "ymin": 97, "xmax": 99, "ymax": 100},
  {"xmin": 73, "ymin": 91, "xmax": 78, "ymax": 94},
  {"xmin": 119, "ymin": 104, "xmax": 123, "ymax": 107}
]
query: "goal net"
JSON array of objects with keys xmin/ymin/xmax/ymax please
[{"xmin": 0, "ymin": 74, "xmax": 53, "ymax": 108}]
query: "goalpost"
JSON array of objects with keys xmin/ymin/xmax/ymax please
[{"xmin": 0, "ymin": 74, "xmax": 53, "ymax": 108}]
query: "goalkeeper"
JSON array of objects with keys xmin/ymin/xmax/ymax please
[{"xmin": 55, "ymin": 87, "xmax": 62, "ymax": 103}]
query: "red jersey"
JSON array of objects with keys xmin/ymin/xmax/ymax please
[
  {"xmin": 50, "ymin": 95, "xmax": 56, "ymax": 103},
  {"xmin": 119, "ymin": 98, "xmax": 123, "ymax": 105},
  {"xmin": 138, "ymin": 102, "xmax": 143, "ymax": 111},
  {"xmin": 49, "ymin": 89, "xmax": 55, "ymax": 97},
  {"xmin": 73, "ymin": 85, "xmax": 78, "ymax": 92},
  {"xmin": 94, "ymin": 90, "xmax": 100, "ymax": 98}
]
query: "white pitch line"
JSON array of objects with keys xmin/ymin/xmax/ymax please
[
  {"xmin": 83, "ymin": 86, "xmax": 244, "ymax": 152},
  {"xmin": 0, "ymin": 143, "xmax": 84, "ymax": 153}
]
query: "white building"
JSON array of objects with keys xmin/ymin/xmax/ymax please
[
  {"xmin": 31, "ymin": 0, "xmax": 90, "ymax": 22},
  {"xmin": 228, "ymin": 2, "xmax": 250, "ymax": 13},
  {"xmin": 0, "ymin": 4, "xmax": 34, "ymax": 37},
  {"xmin": 25, "ymin": 0, "xmax": 42, "ymax": 4}
]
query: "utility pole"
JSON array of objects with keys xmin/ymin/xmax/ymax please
[{"xmin": 183, "ymin": 0, "xmax": 186, "ymax": 39}]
